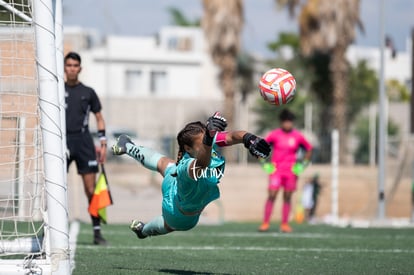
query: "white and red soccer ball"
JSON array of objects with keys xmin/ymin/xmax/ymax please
[{"xmin": 259, "ymin": 68, "xmax": 296, "ymax": 105}]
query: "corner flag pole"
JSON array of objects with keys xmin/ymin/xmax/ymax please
[
  {"xmin": 331, "ymin": 129, "xmax": 339, "ymax": 223},
  {"xmin": 377, "ymin": 0, "xmax": 386, "ymax": 220},
  {"xmin": 410, "ymin": 27, "xmax": 414, "ymax": 222}
]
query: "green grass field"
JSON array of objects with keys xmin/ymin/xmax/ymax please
[{"xmin": 72, "ymin": 222, "xmax": 414, "ymax": 275}]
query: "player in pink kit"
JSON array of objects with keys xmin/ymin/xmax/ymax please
[{"xmin": 259, "ymin": 109, "xmax": 312, "ymax": 233}]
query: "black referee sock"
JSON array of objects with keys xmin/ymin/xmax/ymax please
[{"xmin": 91, "ymin": 215, "xmax": 101, "ymax": 237}]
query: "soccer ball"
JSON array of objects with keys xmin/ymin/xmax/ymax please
[{"xmin": 259, "ymin": 68, "xmax": 296, "ymax": 105}]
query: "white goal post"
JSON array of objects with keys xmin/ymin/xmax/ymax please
[{"xmin": 0, "ymin": 0, "xmax": 70, "ymax": 274}]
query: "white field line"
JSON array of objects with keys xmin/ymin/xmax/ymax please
[
  {"xmin": 80, "ymin": 230, "xmax": 414, "ymax": 240},
  {"xmin": 79, "ymin": 245, "xmax": 414, "ymax": 254},
  {"xmin": 69, "ymin": 221, "xmax": 80, "ymax": 273}
]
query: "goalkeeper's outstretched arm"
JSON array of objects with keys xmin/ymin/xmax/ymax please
[
  {"xmin": 216, "ymin": 130, "xmax": 247, "ymax": 146},
  {"xmin": 216, "ymin": 131, "xmax": 271, "ymax": 159}
]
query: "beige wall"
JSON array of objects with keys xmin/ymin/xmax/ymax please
[{"xmin": 67, "ymin": 162, "xmax": 413, "ymax": 224}]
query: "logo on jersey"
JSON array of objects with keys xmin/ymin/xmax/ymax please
[
  {"xmin": 288, "ymin": 137, "xmax": 296, "ymax": 147},
  {"xmin": 191, "ymin": 163, "xmax": 224, "ymax": 181}
]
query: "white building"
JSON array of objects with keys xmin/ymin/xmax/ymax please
[
  {"xmin": 64, "ymin": 25, "xmax": 413, "ymax": 158},
  {"xmin": 79, "ymin": 27, "xmax": 221, "ymax": 100},
  {"xmin": 346, "ymin": 40, "xmax": 412, "ymax": 87},
  {"xmin": 64, "ymin": 26, "xmax": 224, "ymax": 152},
  {"xmin": 346, "ymin": 40, "xmax": 412, "ymax": 136}
]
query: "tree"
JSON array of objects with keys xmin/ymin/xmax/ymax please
[
  {"xmin": 237, "ymin": 52, "xmax": 255, "ymax": 103},
  {"xmin": 201, "ymin": 0, "xmax": 243, "ymax": 151},
  {"xmin": 256, "ymin": 32, "xmax": 377, "ymax": 162},
  {"xmin": 348, "ymin": 60, "xmax": 378, "ymax": 124},
  {"xmin": 167, "ymin": 7, "xmax": 200, "ymax": 27},
  {"xmin": 255, "ymin": 32, "xmax": 312, "ymax": 134},
  {"xmin": 386, "ymin": 79, "xmax": 410, "ymax": 102},
  {"xmin": 169, "ymin": 5, "xmax": 254, "ymax": 162},
  {"xmin": 201, "ymin": 0, "xmax": 244, "ymax": 161},
  {"xmin": 253, "ymin": 93, "xmax": 307, "ymax": 135},
  {"xmin": 277, "ymin": 0, "xmax": 363, "ymax": 163},
  {"xmin": 354, "ymin": 116, "xmax": 399, "ymax": 164},
  {"xmin": 168, "ymin": 6, "xmax": 252, "ymax": 105}
]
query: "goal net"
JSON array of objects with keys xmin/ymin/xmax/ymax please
[{"xmin": 0, "ymin": 0, "xmax": 69, "ymax": 274}]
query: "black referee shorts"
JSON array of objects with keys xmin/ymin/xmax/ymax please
[{"xmin": 67, "ymin": 131, "xmax": 99, "ymax": 174}]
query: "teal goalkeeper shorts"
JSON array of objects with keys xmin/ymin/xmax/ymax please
[{"xmin": 161, "ymin": 164, "xmax": 200, "ymax": 231}]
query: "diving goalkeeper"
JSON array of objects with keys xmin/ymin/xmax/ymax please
[{"xmin": 111, "ymin": 112, "xmax": 271, "ymax": 238}]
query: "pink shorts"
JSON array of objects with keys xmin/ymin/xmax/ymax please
[{"xmin": 268, "ymin": 173, "xmax": 297, "ymax": 192}]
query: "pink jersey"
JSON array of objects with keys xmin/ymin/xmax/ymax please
[{"xmin": 265, "ymin": 128, "xmax": 312, "ymax": 175}]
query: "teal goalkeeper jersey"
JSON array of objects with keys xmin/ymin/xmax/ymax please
[{"xmin": 167, "ymin": 143, "xmax": 225, "ymax": 214}]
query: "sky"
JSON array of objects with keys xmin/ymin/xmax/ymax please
[{"xmin": 63, "ymin": 0, "xmax": 414, "ymax": 58}]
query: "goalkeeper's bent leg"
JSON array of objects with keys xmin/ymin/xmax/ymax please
[
  {"xmin": 126, "ymin": 143, "xmax": 164, "ymax": 171},
  {"xmin": 142, "ymin": 216, "xmax": 170, "ymax": 236}
]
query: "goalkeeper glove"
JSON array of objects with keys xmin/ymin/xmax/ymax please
[
  {"xmin": 292, "ymin": 160, "xmax": 310, "ymax": 176},
  {"xmin": 203, "ymin": 111, "xmax": 227, "ymax": 146},
  {"xmin": 261, "ymin": 160, "xmax": 276, "ymax": 174},
  {"xmin": 243, "ymin": 133, "xmax": 271, "ymax": 159}
]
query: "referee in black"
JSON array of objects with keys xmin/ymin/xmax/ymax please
[{"xmin": 64, "ymin": 52, "xmax": 108, "ymax": 245}]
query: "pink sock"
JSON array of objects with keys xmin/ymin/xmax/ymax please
[
  {"xmin": 263, "ymin": 200, "xmax": 274, "ymax": 223},
  {"xmin": 282, "ymin": 202, "xmax": 291, "ymax": 224}
]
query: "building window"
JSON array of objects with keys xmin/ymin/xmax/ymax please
[
  {"xmin": 167, "ymin": 37, "xmax": 178, "ymax": 50},
  {"xmin": 178, "ymin": 37, "xmax": 192, "ymax": 51},
  {"xmin": 150, "ymin": 71, "xmax": 167, "ymax": 95},
  {"xmin": 167, "ymin": 36, "xmax": 193, "ymax": 51},
  {"xmin": 125, "ymin": 70, "xmax": 142, "ymax": 94}
]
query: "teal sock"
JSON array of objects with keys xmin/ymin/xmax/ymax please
[
  {"xmin": 142, "ymin": 216, "xmax": 169, "ymax": 237},
  {"xmin": 126, "ymin": 143, "xmax": 164, "ymax": 171}
]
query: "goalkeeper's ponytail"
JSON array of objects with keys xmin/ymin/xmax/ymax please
[
  {"xmin": 171, "ymin": 149, "xmax": 184, "ymax": 177},
  {"xmin": 171, "ymin": 121, "xmax": 205, "ymax": 177},
  {"xmin": 176, "ymin": 149, "xmax": 184, "ymax": 166}
]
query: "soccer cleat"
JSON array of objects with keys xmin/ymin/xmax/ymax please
[
  {"xmin": 112, "ymin": 134, "xmax": 134, "ymax": 155},
  {"xmin": 258, "ymin": 222, "xmax": 270, "ymax": 232},
  {"xmin": 93, "ymin": 233, "xmax": 108, "ymax": 245},
  {"xmin": 130, "ymin": 220, "xmax": 147, "ymax": 239},
  {"xmin": 280, "ymin": 223, "xmax": 293, "ymax": 233}
]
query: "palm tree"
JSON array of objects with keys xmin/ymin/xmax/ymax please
[
  {"xmin": 201, "ymin": 0, "xmax": 243, "ymax": 136},
  {"xmin": 167, "ymin": 7, "xmax": 200, "ymax": 26},
  {"xmin": 277, "ymin": 0, "xmax": 363, "ymax": 163}
]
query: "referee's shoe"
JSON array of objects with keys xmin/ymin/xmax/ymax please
[{"xmin": 93, "ymin": 232, "xmax": 108, "ymax": 245}]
